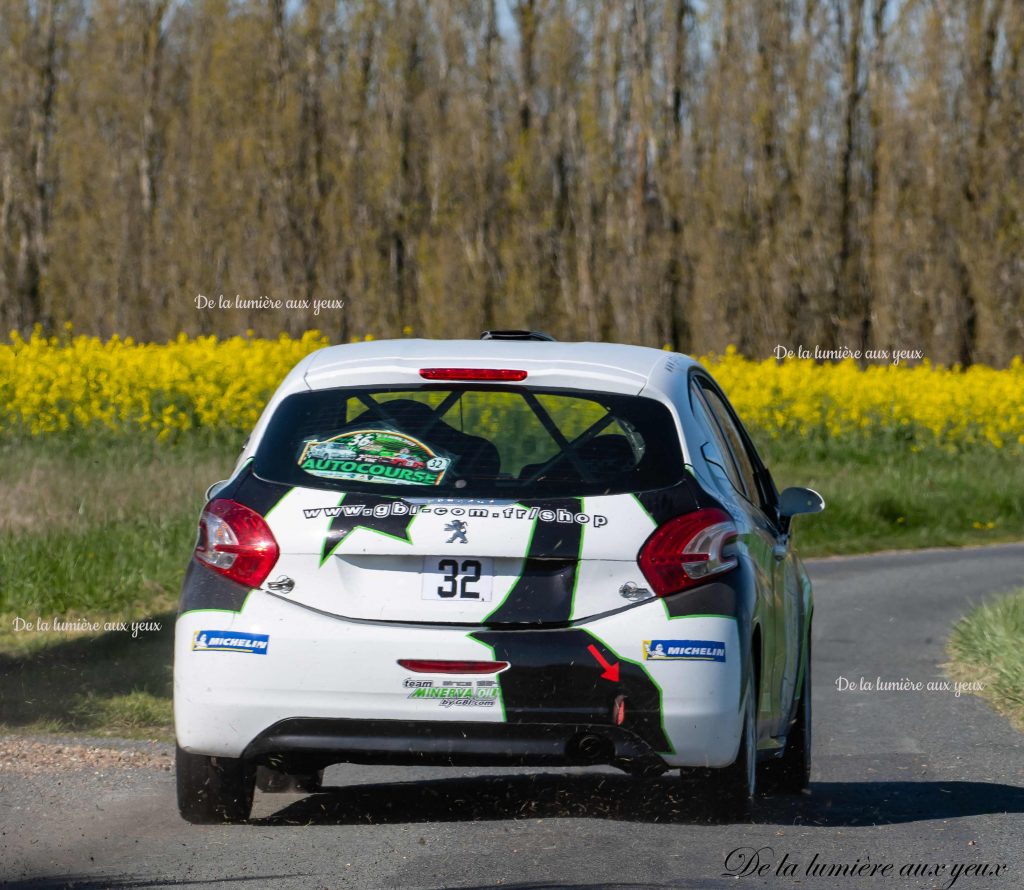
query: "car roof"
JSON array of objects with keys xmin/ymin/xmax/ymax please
[
  {"xmin": 301, "ymin": 338, "xmax": 700, "ymax": 397},
  {"xmin": 239, "ymin": 339, "xmax": 704, "ymax": 471}
]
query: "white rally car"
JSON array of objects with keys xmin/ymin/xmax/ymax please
[{"xmin": 174, "ymin": 331, "xmax": 823, "ymax": 822}]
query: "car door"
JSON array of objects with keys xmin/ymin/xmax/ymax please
[
  {"xmin": 694, "ymin": 377, "xmax": 797, "ymax": 739},
  {"xmin": 686, "ymin": 378, "xmax": 777, "ymax": 732}
]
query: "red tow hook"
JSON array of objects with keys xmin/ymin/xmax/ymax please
[{"xmin": 613, "ymin": 695, "xmax": 626, "ymax": 726}]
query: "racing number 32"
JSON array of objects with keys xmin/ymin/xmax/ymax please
[
  {"xmin": 421, "ymin": 555, "xmax": 493, "ymax": 602},
  {"xmin": 436, "ymin": 558, "xmax": 482, "ymax": 599}
]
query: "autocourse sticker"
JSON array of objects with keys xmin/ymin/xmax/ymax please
[{"xmin": 298, "ymin": 429, "xmax": 452, "ymax": 486}]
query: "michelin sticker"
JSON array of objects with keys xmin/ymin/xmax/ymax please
[
  {"xmin": 298, "ymin": 429, "xmax": 452, "ymax": 486},
  {"xmin": 192, "ymin": 630, "xmax": 270, "ymax": 654},
  {"xmin": 643, "ymin": 639, "xmax": 726, "ymax": 662}
]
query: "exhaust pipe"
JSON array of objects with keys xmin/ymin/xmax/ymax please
[{"xmin": 567, "ymin": 732, "xmax": 614, "ymax": 764}]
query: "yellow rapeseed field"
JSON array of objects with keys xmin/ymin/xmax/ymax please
[
  {"xmin": 708, "ymin": 346, "xmax": 1024, "ymax": 450},
  {"xmin": 0, "ymin": 328, "xmax": 331, "ymax": 438},
  {"xmin": 1, "ymin": 329, "xmax": 1021, "ymax": 449}
]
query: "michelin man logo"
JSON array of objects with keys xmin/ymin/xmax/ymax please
[{"xmin": 445, "ymin": 519, "xmax": 468, "ymax": 544}]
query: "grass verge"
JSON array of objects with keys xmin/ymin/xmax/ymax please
[
  {"xmin": 0, "ymin": 611, "xmax": 175, "ymax": 740},
  {"xmin": 761, "ymin": 440, "xmax": 1024, "ymax": 556},
  {"xmin": 947, "ymin": 588, "xmax": 1024, "ymax": 732},
  {"xmin": 0, "ymin": 435, "xmax": 227, "ymax": 739}
]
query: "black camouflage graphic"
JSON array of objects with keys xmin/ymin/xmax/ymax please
[
  {"xmin": 473, "ymin": 627, "xmax": 672, "ymax": 754},
  {"xmin": 484, "ymin": 498, "xmax": 584, "ymax": 625},
  {"xmin": 319, "ymin": 493, "xmax": 416, "ymax": 565}
]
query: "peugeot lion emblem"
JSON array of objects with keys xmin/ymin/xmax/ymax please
[{"xmin": 444, "ymin": 519, "xmax": 469, "ymax": 544}]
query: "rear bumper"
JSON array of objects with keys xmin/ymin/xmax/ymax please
[
  {"xmin": 243, "ymin": 717, "xmax": 666, "ymax": 773},
  {"xmin": 174, "ymin": 582, "xmax": 744, "ymax": 769}
]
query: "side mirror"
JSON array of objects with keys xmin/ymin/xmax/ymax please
[
  {"xmin": 205, "ymin": 480, "xmax": 230, "ymax": 501},
  {"xmin": 778, "ymin": 486, "xmax": 825, "ymax": 519}
]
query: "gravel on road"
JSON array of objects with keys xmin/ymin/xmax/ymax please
[{"xmin": 0, "ymin": 735, "xmax": 173, "ymax": 776}]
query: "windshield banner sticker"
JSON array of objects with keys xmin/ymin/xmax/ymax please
[
  {"xmin": 302, "ymin": 501, "xmax": 608, "ymax": 526},
  {"xmin": 298, "ymin": 429, "xmax": 452, "ymax": 486}
]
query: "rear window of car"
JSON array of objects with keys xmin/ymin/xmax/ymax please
[{"xmin": 252, "ymin": 386, "xmax": 684, "ymax": 498}]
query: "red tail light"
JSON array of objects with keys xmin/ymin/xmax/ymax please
[
  {"xmin": 637, "ymin": 508, "xmax": 739, "ymax": 597},
  {"xmin": 194, "ymin": 499, "xmax": 280, "ymax": 588},
  {"xmin": 419, "ymin": 368, "xmax": 528, "ymax": 381},
  {"xmin": 398, "ymin": 659, "xmax": 510, "ymax": 674}
]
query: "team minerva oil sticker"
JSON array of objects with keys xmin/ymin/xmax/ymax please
[
  {"xmin": 297, "ymin": 429, "xmax": 452, "ymax": 486},
  {"xmin": 403, "ymin": 678, "xmax": 502, "ymax": 708}
]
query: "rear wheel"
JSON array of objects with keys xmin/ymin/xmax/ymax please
[
  {"xmin": 176, "ymin": 745, "xmax": 256, "ymax": 824},
  {"xmin": 761, "ymin": 634, "xmax": 811, "ymax": 793},
  {"xmin": 686, "ymin": 657, "xmax": 757, "ymax": 819}
]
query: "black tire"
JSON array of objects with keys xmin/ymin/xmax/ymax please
[
  {"xmin": 176, "ymin": 744, "xmax": 256, "ymax": 824},
  {"xmin": 689, "ymin": 657, "xmax": 757, "ymax": 819},
  {"xmin": 256, "ymin": 765, "xmax": 325, "ymax": 794},
  {"xmin": 761, "ymin": 634, "xmax": 812, "ymax": 794}
]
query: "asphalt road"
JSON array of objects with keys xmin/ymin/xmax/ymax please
[{"xmin": 3, "ymin": 543, "xmax": 1023, "ymax": 890}]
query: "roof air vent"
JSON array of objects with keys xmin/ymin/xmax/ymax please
[{"xmin": 480, "ymin": 330, "xmax": 557, "ymax": 342}]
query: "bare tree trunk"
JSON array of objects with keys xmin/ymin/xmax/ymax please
[
  {"xmin": 751, "ymin": 0, "xmax": 793, "ymax": 351},
  {"xmin": 0, "ymin": 151, "xmax": 13, "ymax": 327},
  {"xmin": 297, "ymin": 3, "xmax": 327, "ymax": 319},
  {"xmin": 957, "ymin": 0, "xmax": 1006, "ymax": 365},
  {"xmin": 21, "ymin": 0, "xmax": 59, "ymax": 333},
  {"xmin": 392, "ymin": 8, "xmax": 424, "ymax": 333},
  {"xmin": 342, "ymin": 6, "xmax": 379, "ymax": 341},
  {"xmin": 514, "ymin": 0, "xmax": 537, "ymax": 135},
  {"xmin": 834, "ymin": 0, "xmax": 865, "ymax": 347},
  {"xmin": 140, "ymin": 0, "xmax": 169, "ymax": 337},
  {"xmin": 480, "ymin": 0, "xmax": 502, "ymax": 332},
  {"xmin": 619, "ymin": 0, "xmax": 651, "ymax": 345},
  {"xmin": 569, "ymin": 2, "xmax": 610, "ymax": 342},
  {"xmin": 663, "ymin": 0, "xmax": 693, "ymax": 353},
  {"xmin": 863, "ymin": 0, "xmax": 888, "ymax": 355},
  {"xmin": 268, "ymin": 0, "xmax": 289, "ymax": 333}
]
